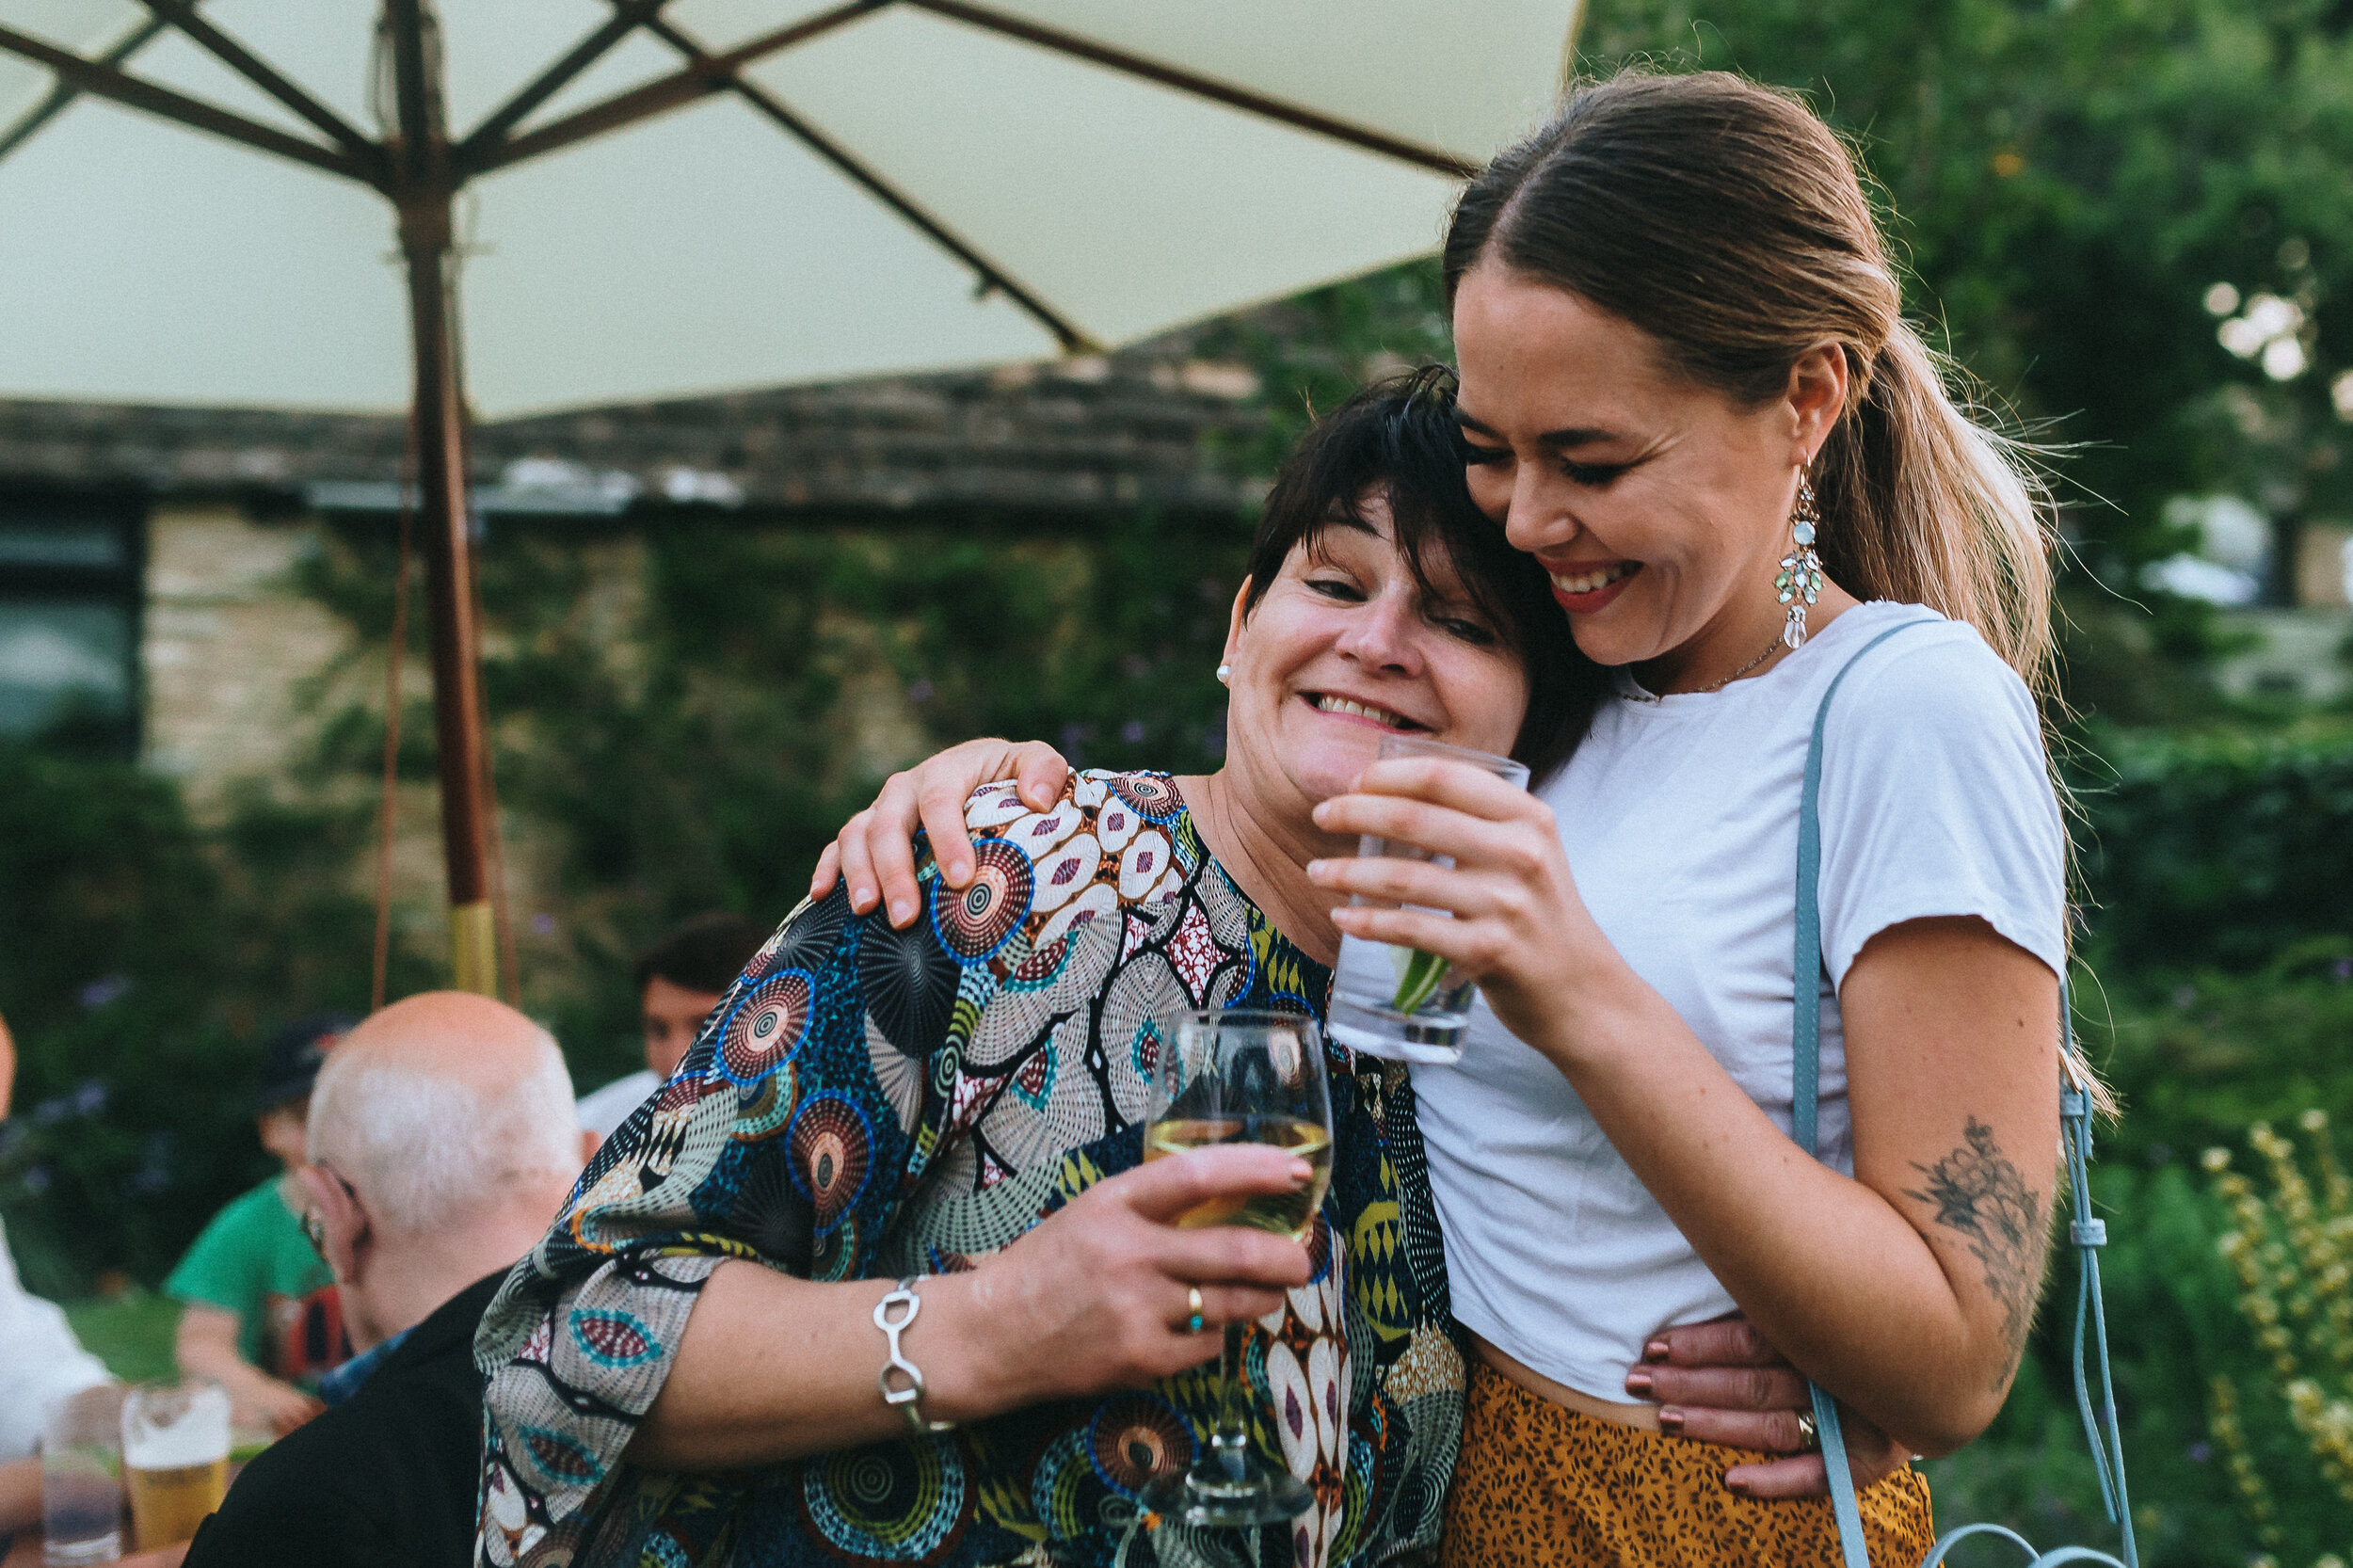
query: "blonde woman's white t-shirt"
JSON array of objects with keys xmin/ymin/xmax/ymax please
[{"xmin": 1412, "ymin": 600, "xmax": 2066, "ymax": 1403}]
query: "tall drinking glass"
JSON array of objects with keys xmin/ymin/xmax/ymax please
[
  {"xmin": 40, "ymin": 1383, "xmax": 124, "ymax": 1566},
  {"xmin": 1326, "ymin": 733, "xmax": 1529, "ymax": 1064},
  {"xmin": 121, "ymin": 1380, "xmax": 230, "ymax": 1552},
  {"xmin": 1139, "ymin": 1008, "xmax": 1334, "ymax": 1527}
]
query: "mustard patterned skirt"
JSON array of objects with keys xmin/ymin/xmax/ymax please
[{"xmin": 1442, "ymin": 1362, "xmax": 1935, "ymax": 1568}]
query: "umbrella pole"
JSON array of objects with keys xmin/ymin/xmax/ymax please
[
  {"xmin": 386, "ymin": 0, "xmax": 496, "ymax": 996},
  {"xmin": 399, "ymin": 195, "xmax": 498, "ymax": 997}
]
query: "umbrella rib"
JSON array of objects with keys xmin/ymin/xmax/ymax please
[
  {"xmin": 457, "ymin": 0, "xmax": 888, "ymax": 180},
  {"xmin": 641, "ymin": 17, "xmax": 1093, "ymax": 353},
  {"xmin": 456, "ymin": 0, "xmax": 672, "ymax": 161},
  {"xmin": 0, "ymin": 16, "xmax": 164, "ymax": 165},
  {"xmin": 0, "ymin": 23, "xmax": 374, "ymax": 185},
  {"xmin": 899, "ymin": 0, "xmax": 1478, "ymax": 179},
  {"xmin": 136, "ymin": 0, "xmax": 377, "ymax": 164}
]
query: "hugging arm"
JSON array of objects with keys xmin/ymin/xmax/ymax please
[
  {"xmin": 807, "ymin": 739, "xmax": 1880, "ymax": 1496},
  {"xmin": 1310, "ymin": 760, "xmax": 2060, "ymax": 1456}
]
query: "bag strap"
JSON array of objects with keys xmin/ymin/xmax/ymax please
[{"xmin": 1793, "ymin": 616, "xmax": 2138, "ymax": 1568}]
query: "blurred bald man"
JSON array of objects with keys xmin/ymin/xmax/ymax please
[{"xmin": 184, "ymin": 994, "xmax": 586, "ymax": 1568}]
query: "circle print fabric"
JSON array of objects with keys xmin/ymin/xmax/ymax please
[
  {"xmin": 716, "ymin": 969, "xmax": 814, "ymax": 1086},
  {"xmin": 931, "ymin": 838, "xmax": 1034, "ymax": 961},
  {"xmin": 789, "ymin": 1092, "xmax": 875, "ymax": 1234}
]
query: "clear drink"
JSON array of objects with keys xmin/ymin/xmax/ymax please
[
  {"xmin": 1140, "ymin": 1009, "xmax": 1335, "ymax": 1527},
  {"xmin": 122, "ymin": 1381, "xmax": 231, "ymax": 1551},
  {"xmin": 1326, "ymin": 734, "xmax": 1529, "ymax": 1064},
  {"xmin": 40, "ymin": 1383, "xmax": 124, "ymax": 1567},
  {"xmin": 1142, "ymin": 1114, "xmax": 1334, "ymax": 1239}
]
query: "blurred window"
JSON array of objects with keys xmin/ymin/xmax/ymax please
[{"xmin": 0, "ymin": 489, "xmax": 145, "ymax": 757}]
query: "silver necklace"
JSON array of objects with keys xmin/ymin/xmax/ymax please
[{"xmin": 1621, "ymin": 631, "xmax": 1788, "ymax": 703}]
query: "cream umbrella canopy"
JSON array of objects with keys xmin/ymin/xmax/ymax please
[{"xmin": 0, "ymin": 0, "xmax": 1577, "ymax": 990}]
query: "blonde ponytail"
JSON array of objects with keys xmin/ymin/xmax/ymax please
[{"xmin": 1817, "ymin": 324, "xmax": 2057, "ymax": 702}]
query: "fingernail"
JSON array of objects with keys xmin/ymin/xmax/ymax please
[
  {"xmin": 1288, "ymin": 1159, "xmax": 1313, "ymax": 1184},
  {"xmin": 1725, "ymin": 1474, "xmax": 1750, "ymax": 1496},
  {"xmin": 851, "ymin": 887, "xmax": 874, "ymax": 912},
  {"xmin": 1311, "ymin": 802, "xmax": 1331, "ymax": 824},
  {"xmin": 888, "ymin": 901, "xmax": 914, "ymax": 925},
  {"xmin": 1656, "ymin": 1406, "xmax": 1684, "ymax": 1434},
  {"xmin": 1305, "ymin": 859, "xmax": 1327, "ymax": 879},
  {"xmin": 1623, "ymin": 1367, "xmax": 1652, "ymax": 1397},
  {"xmin": 1642, "ymin": 1338, "xmax": 1671, "ymax": 1364}
]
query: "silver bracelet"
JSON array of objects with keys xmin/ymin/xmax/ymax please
[{"xmin": 874, "ymin": 1275, "xmax": 955, "ymax": 1435}]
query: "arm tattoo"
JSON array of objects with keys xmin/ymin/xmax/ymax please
[{"xmin": 1903, "ymin": 1117, "xmax": 2048, "ymax": 1393}]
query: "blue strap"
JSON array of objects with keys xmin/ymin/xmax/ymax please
[
  {"xmin": 1792, "ymin": 616, "xmax": 2136, "ymax": 1568},
  {"xmin": 1794, "ymin": 619, "xmax": 1933, "ymax": 1568}
]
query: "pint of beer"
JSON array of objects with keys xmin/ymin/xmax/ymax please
[{"xmin": 121, "ymin": 1380, "xmax": 231, "ymax": 1550}]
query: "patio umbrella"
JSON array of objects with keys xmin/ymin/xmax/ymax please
[{"xmin": 0, "ymin": 0, "xmax": 1579, "ymax": 993}]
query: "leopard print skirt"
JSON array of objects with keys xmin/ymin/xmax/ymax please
[{"xmin": 1441, "ymin": 1362, "xmax": 1934, "ymax": 1567}]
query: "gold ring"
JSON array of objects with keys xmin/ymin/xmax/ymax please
[
  {"xmin": 1794, "ymin": 1409, "xmax": 1820, "ymax": 1452},
  {"xmin": 1186, "ymin": 1285, "xmax": 1206, "ymax": 1335}
]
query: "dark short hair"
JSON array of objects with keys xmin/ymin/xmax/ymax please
[
  {"xmin": 633, "ymin": 913, "xmax": 771, "ymax": 998},
  {"xmin": 1241, "ymin": 365, "xmax": 1602, "ymax": 782}
]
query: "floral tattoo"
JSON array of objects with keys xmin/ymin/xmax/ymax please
[{"xmin": 1904, "ymin": 1117, "xmax": 2047, "ymax": 1392}]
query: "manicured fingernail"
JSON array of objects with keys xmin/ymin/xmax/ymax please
[
  {"xmin": 1623, "ymin": 1368, "xmax": 1653, "ymax": 1397},
  {"xmin": 1657, "ymin": 1406, "xmax": 1684, "ymax": 1434},
  {"xmin": 888, "ymin": 900, "xmax": 914, "ymax": 925},
  {"xmin": 1642, "ymin": 1338, "xmax": 1671, "ymax": 1364}
]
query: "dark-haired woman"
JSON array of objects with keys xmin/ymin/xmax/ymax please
[
  {"xmin": 478, "ymin": 373, "xmax": 1594, "ymax": 1568},
  {"xmin": 822, "ymin": 72, "xmax": 2070, "ymax": 1566}
]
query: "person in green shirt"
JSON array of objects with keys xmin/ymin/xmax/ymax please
[{"xmin": 167, "ymin": 1014, "xmax": 356, "ymax": 1435}]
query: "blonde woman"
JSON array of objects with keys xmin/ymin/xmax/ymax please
[{"xmin": 824, "ymin": 72, "xmax": 2068, "ymax": 1565}]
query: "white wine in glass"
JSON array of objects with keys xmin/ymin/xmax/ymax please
[{"xmin": 1139, "ymin": 1008, "xmax": 1335, "ymax": 1528}]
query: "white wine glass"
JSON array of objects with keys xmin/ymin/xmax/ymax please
[{"xmin": 1140, "ymin": 1007, "xmax": 1335, "ymax": 1528}]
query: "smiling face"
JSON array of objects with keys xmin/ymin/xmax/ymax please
[
  {"xmin": 1451, "ymin": 264, "xmax": 1838, "ymax": 686},
  {"xmin": 1220, "ymin": 490, "xmax": 1528, "ymax": 824}
]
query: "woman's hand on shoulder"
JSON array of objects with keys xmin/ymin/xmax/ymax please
[
  {"xmin": 1305, "ymin": 757, "xmax": 1619, "ymax": 1055},
  {"xmin": 940, "ymin": 1145, "xmax": 1316, "ymax": 1415},
  {"xmin": 808, "ymin": 739, "xmax": 1070, "ymax": 928}
]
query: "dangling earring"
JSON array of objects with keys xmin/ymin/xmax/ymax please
[
  {"xmin": 1775, "ymin": 470, "xmax": 1824, "ymax": 650},
  {"xmin": 1215, "ymin": 664, "xmax": 1232, "ymax": 685}
]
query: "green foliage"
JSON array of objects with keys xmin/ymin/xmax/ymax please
[
  {"xmin": 0, "ymin": 740, "xmax": 408, "ymax": 1294},
  {"xmin": 2074, "ymin": 724, "xmax": 2353, "ymax": 970},
  {"xmin": 2202, "ymin": 1115, "xmax": 2353, "ymax": 1552},
  {"xmin": 283, "ymin": 510, "xmax": 1254, "ymax": 1084}
]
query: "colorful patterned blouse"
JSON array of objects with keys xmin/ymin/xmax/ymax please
[{"xmin": 474, "ymin": 772, "xmax": 1465, "ymax": 1568}]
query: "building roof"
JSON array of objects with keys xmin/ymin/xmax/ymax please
[{"xmin": 0, "ymin": 348, "xmax": 1268, "ymax": 523}]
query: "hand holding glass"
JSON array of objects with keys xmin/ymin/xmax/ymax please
[
  {"xmin": 1140, "ymin": 1008, "xmax": 1334, "ymax": 1526},
  {"xmin": 1327, "ymin": 734, "xmax": 1530, "ymax": 1064}
]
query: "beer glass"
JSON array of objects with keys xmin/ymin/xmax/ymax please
[
  {"xmin": 1139, "ymin": 1008, "xmax": 1334, "ymax": 1526},
  {"xmin": 40, "ymin": 1382, "xmax": 124, "ymax": 1566},
  {"xmin": 1326, "ymin": 733, "xmax": 1529, "ymax": 1064},
  {"xmin": 121, "ymin": 1380, "xmax": 231, "ymax": 1551}
]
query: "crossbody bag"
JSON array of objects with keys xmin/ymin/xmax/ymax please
[{"xmin": 1795, "ymin": 618, "xmax": 2137, "ymax": 1568}]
